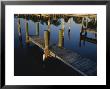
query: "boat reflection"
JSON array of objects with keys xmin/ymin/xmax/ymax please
[{"xmin": 79, "ymin": 25, "xmax": 97, "ymax": 47}]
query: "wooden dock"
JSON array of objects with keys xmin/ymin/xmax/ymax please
[
  {"xmin": 16, "ymin": 13, "xmax": 97, "ymax": 76},
  {"xmin": 29, "ymin": 35, "xmax": 97, "ymax": 76}
]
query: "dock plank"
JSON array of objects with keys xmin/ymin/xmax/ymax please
[{"xmin": 29, "ymin": 36, "xmax": 97, "ymax": 76}]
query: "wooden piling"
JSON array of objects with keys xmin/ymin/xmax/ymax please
[
  {"xmin": 25, "ymin": 19, "xmax": 29, "ymax": 43},
  {"xmin": 44, "ymin": 30, "xmax": 50, "ymax": 59},
  {"xmin": 58, "ymin": 30, "xmax": 64, "ymax": 48},
  {"xmin": 62, "ymin": 19, "xmax": 65, "ymax": 30}
]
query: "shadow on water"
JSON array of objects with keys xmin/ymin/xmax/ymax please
[
  {"xmin": 14, "ymin": 14, "xmax": 97, "ymax": 76},
  {"xmin": 14, "ymin": 45, "xmax": 82, "ymax": 76}
]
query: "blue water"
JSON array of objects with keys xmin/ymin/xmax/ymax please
[{"xmin": 14, "ymin": 16, "xmax": 97, "ymax": 63}]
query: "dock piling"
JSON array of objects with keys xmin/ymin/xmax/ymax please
[
  {"xmin": 44, "ymin": 30, "xmax": 50, "ymax": 59},
  {"xmin": 58, "ymin": 30, "xmax": 64, "ymax": 48},
  {"xmin": 25, "ymin": 19, "xmax": 29, "ymax": 43}
]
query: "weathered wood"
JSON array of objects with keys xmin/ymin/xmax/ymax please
[
  {"xmin": 29, "ymin": 36, "xmax": 97, "ymax": 76},
  {"xmin": 58, "ymin": 30, "xmax": 64, "ymax": 48}
]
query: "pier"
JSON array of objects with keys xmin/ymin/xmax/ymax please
[
  {"xmin": 16, "ymin": 14, "xmax": 97, "ymax": 76},
  {"xmin": 29, "ymin": 35, "xmax": 96, "ymax": 76}
]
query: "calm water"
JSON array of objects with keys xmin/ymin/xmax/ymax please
[{"xmin": 14, "ymin": 15, "xmax": 97, "ymax": 76}]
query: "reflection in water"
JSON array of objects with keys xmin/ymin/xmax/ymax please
[
  {"xmin": 17, "ymin": 18, "xmax": 21, "ymax": 36},
  {"xmin": 68, "ymin": 18, "xmax": 71, "ymax": 30},
  {"xmin": 95, "ymin": 33, "xmax": 97, "ymax": 38},
  {"xmin": 35, "ymin": 22, "xmax": 39, "ymax": 36},
  {"xmin": 68, "ymin": 18, "xmax": 71, "ymax": 40},
  {"xmin": 58, "ymin": 19, "xmax": 64, "ymax": 48},
  {"xmin": 25, "ymin": 18, "xmax": 29, "ymax": 43},
  {"xmin": 47, "ymin": 17, "xmax": 51, "ymax": 42},
  {"xmin": 48, "ymin": 16, "xmax": 51, "ymax": 32},
  {"xmin": 79, "ymin": 28, "xmax": 87, "ymax": 47},
  {"xmin": 68, "ymin": 29, "xmax": 70, "ymax": 40},
  {"xmin": 14, "ymin": 14, "xmax": 97, "ymax": 61},
  {"xmin": 25, "ymin": 17, "xmax": 30, "ymax": 47},
  {"xmin": 61, "ymin": 18, "xmax": 65, "ymax": 30},
  {"xmin": 18, "ymin": 35, "xmax": 23, "ymax": 48},
  {"xmin": 17, "ymin": 18, "xmax": 23, "ymax": 48},
  {"xmin": 79, "ymin": 25, "xmax": 97, "ymax": 47}
]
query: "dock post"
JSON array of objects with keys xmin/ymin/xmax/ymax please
[
  {"xmin": 36, "ymin": 22, "xmax": 39, "ymax": 36},
  {"xmin": 44, "ymin": 30, "xmax": 50, "ymax": 60},
  {"xmin": 58, "ymin": 18, "xmax": 64, "ymax": 48},
  {"xmin": 25, "ymin": 18, "xmax": 29, "ymax": 43},
  {"xmin": 58, "ymin": 30, "xmax": 64, "ymax": 48}
]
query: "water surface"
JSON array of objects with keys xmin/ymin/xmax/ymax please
[{"xmin": 14, "ymin": 14, "xmax": 97, "ymax": 76}]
